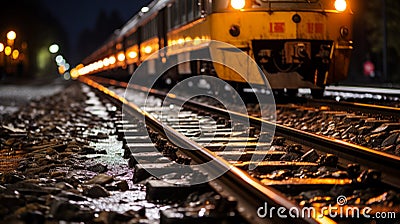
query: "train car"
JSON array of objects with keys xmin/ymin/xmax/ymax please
[{"xmin": 75, "ymin": 0, "xmax": 353, "ymax": 95}]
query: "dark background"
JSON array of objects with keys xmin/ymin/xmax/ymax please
[
  {"xmin": 0, "ymin": 0, "xmax": 151, "ymax": 78},
  {"xmin": 348, "ymin": 0, "xmax": 400, "ymax": 85},
  {"xmin": 0, "ymin": 0, "xmax": 399, "ymax": 85},
  {"xmin": 42, "ymin": 0, "xmax": 152, "ymax": 65}
]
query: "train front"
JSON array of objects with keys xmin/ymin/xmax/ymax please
[{"xmin": 209, "ymin": 0, "xmax": 353, "ymax": 90}]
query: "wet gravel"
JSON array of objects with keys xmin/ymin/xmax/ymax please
[
  {"xmin": 275, "ymin": 104, "xmax": 400, "ymax": 156},
  {"xmin": 0, "ymin": 84, "xmax": 160, "ymax": 223},
  {"xmin": 0, "ymin": 82, "xmax": 64, "ymax": 120}
]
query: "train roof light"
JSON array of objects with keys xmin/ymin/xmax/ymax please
[
  {"xmin": 103, "ymin": 58, "xmax": 110, "ymax": 67},
  {"xmin": 109, "ymin": 56, "xmax": 116, "ymax": 65},
  {"xmin": 70, "ymin": 68, "xmax": 79, "ymax": 79},
  {"xmin": 231, "ymin": 0, "xmax": 245, "ymax": 10},
  {"xmin": 97, "ymin": 60, "xmax": 104, "ymax": 68},
  {"xmin": 335, "ymin": 0, "xmax": 347, "ymax": 12},
  {"xmin": 141, "ymin": 7, "xmax": 150, "ymax": 13},
  {"xmin": 144, "ymin": 46, "xmax": 152, "ymax": 54},
  {"xmin": 177, "ymin": 38, "xmax": 185, "ymax": 45},
  {"xmin": 128, "ymin": 51, "xmax": 138, "ymax": 59},
  {"xmin": 117, "ymin": 53, "xmax": 126, "ymax": 62},
  {"xmin": 78, "ymin": 68, "xmax": 85, "ymax": 76}
]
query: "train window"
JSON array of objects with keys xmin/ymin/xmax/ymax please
[
  {"xmin": 152, "ymin": 19, "xmax": 158, "ymax": 38},
  {"xmin": 126, "ymin": 32, "xmax": 138, "ymax": 47},
  {"xmin": 167, "ymin": 5, "xmax": 173, "ymax": 31},
  {"xmin": 212, "ymin": 0, "xmax": 229, "ymax": 12},
  {"xmin": 166, "ymin": 10, "xmax": 170, "ymax": 33},
  {"xmin": 168, "ymin": 0, "xmax": 205, "ymax": 30},
  {"xmin": 127, "ymin": 35, "xmax": 133, "ymax": 46},
  {"xmin": 150, "ymin": 19, "xmax": 156, "ymax": 37},
  {"xmin": 179, "ymin": 0, "xmax": 187, "ymax": 24},
  {"xmin": 172, "ymin": 2, "xmax": 179, "ymax": 28},
  {"xmin": 142, "ymin": 22, "xmax": 150, "ymax": 40},
  {"xmin": 194, "ymin": 0, "xmax": 202, "ymax": 19},
  {"xmin": 187, "ymin": 0, "xmax": 194, "ymax": 22},
  {"xmin": 141, "ymin": 18, "xmax": 158, "ymax": 41},
  {"xmin": 167, "ymin": 6, "xmax": 171, "ymax": 30},
  {"xmin": 141, "ymin": 23, "xmax": 147, "ymax": 40}
]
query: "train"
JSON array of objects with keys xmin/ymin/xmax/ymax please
[{"xmin": 73, "ymin": 0, "xmax": 353, "ymax": 96}]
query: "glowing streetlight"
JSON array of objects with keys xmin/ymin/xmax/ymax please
[
  {"xmin": 55, "ymin": 55, "xmax": 64, "ymax": 64},
  {"xmin": 0, "ymin": 43, "xmax": 4, "ymax": 52},
  {"xmin": 49, "ymin": 44, "xmax": 59, "ymax": 54},
  {"xmin": 7, "ymin": 31, "xmax": 16, "ymax": 41},
  {"xmin": 4, "ymin": 46, "xmax": 12, "ymax": 56},
  {"xmin": 12, "ymin": 49, "xmax": 19, "ymax": 60},
  {"xmin": 6, "ymin": 31, "xmax": 16, "ymax": 46}
]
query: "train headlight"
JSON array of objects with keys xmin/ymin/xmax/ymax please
[
  {"xmin": 334, "ymin": 0, "xmax": 347, "ymax": 12},
  {"xmin": 231, "ymin": 0, "xmax": 245, "ymax": 10}
]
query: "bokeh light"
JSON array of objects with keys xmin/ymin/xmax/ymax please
[{"xmin": 49, "ymin": 44, "xmax": 60, "ymax": 54}]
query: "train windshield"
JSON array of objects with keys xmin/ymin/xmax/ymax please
[{"xmin": 212, "ymin": 0, "xmax": 347, "ymax": 12}]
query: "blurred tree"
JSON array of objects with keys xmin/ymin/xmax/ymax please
[
  {"xmin": 364, "ymin": 0, "xmax": 400, "ymax": 82},
  {"xmin": 76, "ymin": 10, "xmax": 123, "ymax": 62}
]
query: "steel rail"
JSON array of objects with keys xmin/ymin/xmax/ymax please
[
  {"xmin": 325, "ymin": 85, "xmax": 400, "ymax": 96},
  {"xmin": 88, "ymin": 76, "xmax": 400, "ymax": 188},
  {"xmin": 176, "ymin": 96, "xmax": 400, "ymax": 189},
  {"xmin": 79, "ymin": 76, "xmax": 332, "ymax": 224},
  {"xmin": 307, "ymin": 98, "xmax": 400, "ymax": 118}
]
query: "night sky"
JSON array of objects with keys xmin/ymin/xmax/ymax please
[{"xmin": 42, "ymin": 0, "xmax": 152, "ymax": 64}]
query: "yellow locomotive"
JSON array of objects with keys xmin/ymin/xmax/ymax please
[{"xmin": 75, "ymin": 0, "xmax": 353, "ymax": 94}]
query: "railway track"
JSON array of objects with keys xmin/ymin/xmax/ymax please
[
  {"xmin": 88, "ymin": 76, "xmax": 400, "ymax": 180},
  {"xmin": 80, "ymin": 76, "xmax": 400, "ymax": 223},
  {"xmin": 81, "ymin": 77, "xmax": 311, "ymax": 224},
  {"xmin": 197, "ymin": 93, "xmax": 400, "ymax": 157},
  {"xmin": 323, "ymin": 85, "xmax": 400, "ymax": 108},
  {"xmin": 304, "ymin": 98, "xmax": 400, "ymax": 118},
  {"xmin": 272, "ymin": 100, "xmax": 400, "ymax": 158}
]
